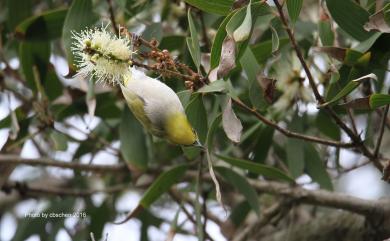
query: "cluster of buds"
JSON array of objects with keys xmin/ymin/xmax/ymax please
[
  {"xmin": 119, "ymin": 26, "xmax": 206, "ymax": 90},
  {"xmin": 71, "ymin": 24, "xmax": 207, "ymax": 91}
]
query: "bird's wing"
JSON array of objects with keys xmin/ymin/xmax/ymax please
[{"xmin": 120, "ymin": 85, "xmax": 165, "ymax": 137}]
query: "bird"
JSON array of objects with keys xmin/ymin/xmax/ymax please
[
  {"xmin": 71, "ymin": 26, "xmax": 199, "ymax": 146},
  {"xmin": 120, "ymin": 68, "xmax": 198, "ymax": 146}
]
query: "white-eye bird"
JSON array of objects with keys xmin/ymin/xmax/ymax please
[
  {"xmin": 71, "ymin": 26, "xmax": 198, "ymax": 146},
  {"xmin": 120, "ymin": 69, "xmax": 198, "ymax": 146}
]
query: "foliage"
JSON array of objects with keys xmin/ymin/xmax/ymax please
[{"xmin": 1, "ymin": 0, "xmax": 390, "ymax": 240}]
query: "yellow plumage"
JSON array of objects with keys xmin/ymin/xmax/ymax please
[{"xmin": 120, "ymin": 69, "xmax": 197, "ymax": 146}]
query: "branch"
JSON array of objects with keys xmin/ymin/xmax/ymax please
[
  {"xmin": 169, "ymin": 190, "xmax": 216, "ymax": 241},
  {"xmin": 0, "ymin": 155, "xmax": 128, "ymax": 173},
  {"xmin": 232, "ymin": 98, "xmax": 354, "ymax": 148},
  {"xmin": 2, "ymin": 181, "xmax": 128, "ymax": 197},
  {"xmin": 233, "ymin": 200, "xmax": 291, "ymax": 241},
  {"xmin": 272, "ymin": 0, "xmax": 381, "ymax": 170},
  {"xmin": 106, "ymin": 0, "xmax": 119, "ymax": 35},
  {"xmin": 247, "ymin": 179, "xmax": 386, "ymax": 217},
  {"xmin": 170, "ymin": 188, "xmax": 223, "ymax": 226},
  {"xmin": 374, "ymin": 104, "xmax": 389, "ymax": 158},
  {"xmin": 186, "ymin": 171, "xmax": 389, "ymax": 217}
]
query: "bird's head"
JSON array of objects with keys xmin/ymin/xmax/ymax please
[{"xmin": 164, "ymin": 112, "xmax": 197, "ymax": 146}]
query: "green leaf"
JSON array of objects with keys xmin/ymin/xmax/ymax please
[
  {"xmin": 250, "ymin": 38, "xmax": 289, "ymax": 65},
  {"xmin": 182, "ymin": 0, "xmax": 234, "ymax": 15},
  {"xmin": 187, "ymin": 9, "xmax": 201, "ymax": 71},
  {"xmin": 216, "ymin": 154, "xmax": 294, "ymax": 182},
  {"xmin": 19, "ymin": 41, "xmax": 50, "ymax": 91},
  {"xmin": 319, "ymin": 73, "xmax": 377, "ymax": 108},
  {"xmin": 159, "ymin": 35, "xmax": 186, "ymax": 51},
  {"xmin": 315, "ymin": 110, "xmax": 340, "ymax": 140},
  {"xmin": 286, "ymin": 114, "xmax": 304, "ymax": 178},
  {"xmin": 353, "ymin": 32, "xmax": 382, "ymax": 52},
  {"xmin": 15, "ymin": 9, "xmax": 67, "ymax": 41},
  {"xmin": 252, "ymin": 126, "xmax": 274, "ymax": 163},
  {"xmin": 50, "ymin": 130, "xmax": 68, "ymax": 151},
  {"xmin": 232, "ymin": 1, "xmax": 252, "ymax": 42},
  {"xmin": 186, "ymin": 95, "xmax": 208, "ymax": 143},
  {"xmin": 229, "ymin": 201, "xmax": 251, "ymax": 227},
  {"xmin": 369, "ymin": 94, "xmax": 390, "ymax": 109},
  {"xmin": 62, "ymin": 0, "xmax": 97, "ymax": 68},
  {"xmin": 226, "ymin": 6, "xmax": 248, "ymax": 38},
  {"xmin": 318, "ymin": 19, "xmax": 334, "ymax": 46},
  {"xmin": 326, "ymin": 0, "xmax": 373, "ymax": 41},
  {"xmin": 177, "ymin": 90, "xmax": 192, "ymax": 107},
  {"xmin": 240, "ymin": 48, "xmax": 269, "ymax": 111},
  {"xmin": 215, "ymin": 166, "xmax": 260, "ymax": 217},
  {"xmin": 140, "ymin": 165, "xmax": 188, "ymax": 207},
  {"xmin": 87, "ymin": 201, "xmax": 111, "ymax": 241},
  {"xmin": 287, "ymin": 0, "xmax": 303, "ymax": 23},
  {"xmin": 304, "ymin": 144, "xmax": 333, "ymax": 190},
  {"xmin": 270, "ymin": 26, "xmax": 279, "ymax": 52},
  {"xmin": 206, "ymin": 114, "xmax": 222, "ymax": 150},
  {"xmin": 120, "ymin": 106, "xmax": 148, "ymax": 171},
  {"xmin": 116, "ymin": 165, "xmax": 188, "ymax": 224},
  {"xmin": 286, "ymin": 138, "xmax": 304, "ymax": 178},
  {"xmin": 210, "ymin": 12, "xmax": 235, "ymax": 69},
  {"xmin": 197, "ymin": 79, "xmax": 227, "ymax": 93},
  {"xmin": 210, "ymin": 2, "xmax": 271, "ymax": 71},
  {"xmin": 44, "ymin": 66, "xmax": 63, "ymax": 101},
  {"xmin": 183, "ymin": 95, "xmax": 208, "ymax": 159},
  {"xmin": 6, "ymin": 0, "xmax": 32, "ymax": 30}
]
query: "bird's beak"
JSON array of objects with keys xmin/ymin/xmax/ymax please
[{"xmin": 192, "ymin": 139, "xmax": 204, "ymax": 148}]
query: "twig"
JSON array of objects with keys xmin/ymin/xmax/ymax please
[
  {"xmin": 0, "ymin": 155, "xmax": 128, "ymax": 173},
  {"xmin": 233, "ymin": 200, "xmax": 291, "ymax": 241},
  {"xmin": 3, "ymin": 181, "xmax": 128, "ymax": 197},
  {"xmin": 106, "ymin": 0, "xmax": 119, "ymax": 35},
  {"xmin": 62, "ymin": 122, "xmax": 120, "ymax": 154},
  {"xmin": 132, "ymin": 60, "xmax": 196, "ymax": 82},
  {"xmin": 120, "ymin": 27, "xmax": 159, "ymax": 50},
  {"xmin": 170, "ymin": 189, "xmax": 223, "ymax": 226},
  {"xmin": 374, "ymin": 104, "xmax": 390, "ymax": 158},
  {"xmin": 345, "ymin": 98, "xmax": 359, "ymax": 135},
  {"xmin": 195, "ymin": 157, "xmax": 204, "ymax": 241},
  {"xmin": 169, "ymin": 191, "xmax": 216, "ymax": 241},
  {"xmin": 231, "ymin": 98, "xmax": 354, "ymax": 148},
  {"xmin": 272, "ymin": 0, "xmax": 381, "ymax": 170},
  {"xmin": 5, "ymin": 129, "xmax": 42, "ymax": 152}
]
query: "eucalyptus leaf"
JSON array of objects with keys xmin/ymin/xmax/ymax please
[
  {"xmin": 319, "ymin": 73, "xmax": 377, "ymax": 108},
  {"xmin": 287, "ymin": 0, "xmax": 303, "ymax": 23},
  {"xmin": 326, "ymin": 0, "xmax": 373, "ymax": 41},
  {"xmin": 187, "ymin": 10, "xmax": 201, "ymax": 71},
  {"xmin": 369, "ymin": 94, "xmax": 390, "ymax": 109},
  {"xmin": 216, "ymin": 154, "xmax": 294, "ymax": 182},
  {"xmin": 215, "ymin": 166, "xmax": 260, "ymax": 217},
  {"xmin": 120, "ymin": 106, "xmax": 148, "ymax": 171}
]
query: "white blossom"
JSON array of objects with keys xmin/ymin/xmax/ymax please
[
  {"xmin": 71, "ymin": 25, "xmax": 133, "ymax": 85},
  {"xmin": 272, "ymin": 54, "xmax": 313, "ymax": 113}
]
